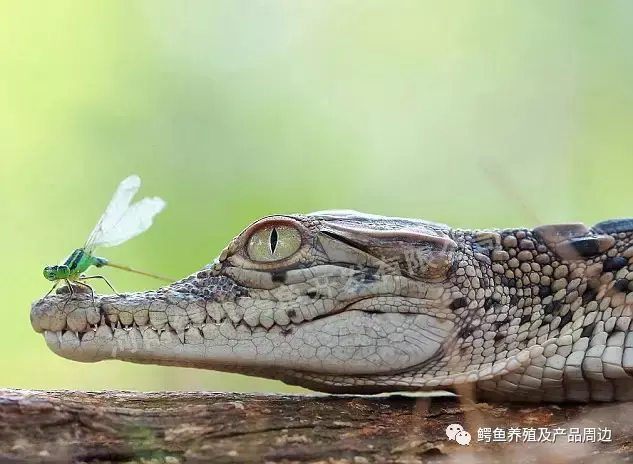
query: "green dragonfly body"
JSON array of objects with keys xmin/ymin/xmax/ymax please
[
  {"xmin": 42, "ymin": 175, "xmax": 171, "ymax": 300},
  {"xmin": 43, "ymin": 249, "xmax": 107, "ymax": 282}
]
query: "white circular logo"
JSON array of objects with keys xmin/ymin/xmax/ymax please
[
  {"xmin": 446, "ymin": 424, "xmax": 464, "ymax": 440},
  {"xmin": 455, "ymin": 430, "xmax": 472, "ymax": 446},
  {"xmin": 446, "ymin": 424, "xmax": 471, "ymax": 446}
]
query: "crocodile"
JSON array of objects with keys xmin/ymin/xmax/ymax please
[{"xmin": 30, "ymin": 210, "xmax": 633, "ymax": 402}]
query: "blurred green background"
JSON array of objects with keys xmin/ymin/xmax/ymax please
[{"xmin": 1, "ymin": 1, "xmax": 632, "ymax": 393}]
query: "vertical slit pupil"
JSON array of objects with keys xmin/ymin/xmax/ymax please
[{"xmin": 270, "ymin": 227, "xmax": 278, "ymax": 255}]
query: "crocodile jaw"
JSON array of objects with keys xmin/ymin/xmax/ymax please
[
  {"xmin": 30, "ymin": 271, "xmax": 459, "ymax": 392},
  {"xmin": 28, "ymin": 209, "xmax": 633, "ymax": 402}
]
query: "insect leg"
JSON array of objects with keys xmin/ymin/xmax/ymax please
[
  {"xmin": 44, "ymin": 281, "xmax": 59, "ymax": 298},
  {"xmin": 79, "ymin": 275, "xmax": 118, "ymax": 294},
  {"xmin": 74, "ymin": 280, "xmax": 96, "ymax": 307},
  {"xmin": 61, "ymin": 279, "xmax": 75, "ymax": 310}
]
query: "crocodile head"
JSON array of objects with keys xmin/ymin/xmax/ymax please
[{"xmin": 30, "ymin": 210, "xmax": 508, "ymax": 393}]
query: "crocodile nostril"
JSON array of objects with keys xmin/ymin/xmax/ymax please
[{"xmin": 306, "ymin": 289, "xmax": 319, "ymax": 299}]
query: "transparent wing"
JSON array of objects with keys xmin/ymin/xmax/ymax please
[
  {"xmin": 84, "ymin": 175, "xmax": 166, "ymax": 252},
  {"xmin": 84, "ymin": 175, "xmax": 142, "ymax": 251},
  {"xmin": 87, "ymin": 197, "xmax": 166, "ymax": 249}
]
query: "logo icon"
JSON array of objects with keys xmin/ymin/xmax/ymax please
[{"xmin": 446, "ymin": 424, "xmax": 471, "ymax": 446}]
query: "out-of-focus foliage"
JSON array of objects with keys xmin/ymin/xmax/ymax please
[{"xmin": 1, "ymin": 1, "xmax": 632, "ymax": 392}]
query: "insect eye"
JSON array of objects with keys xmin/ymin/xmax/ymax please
[{"xmin": 247, "ymin": 225, "xmax": 301, "ymax": 262}]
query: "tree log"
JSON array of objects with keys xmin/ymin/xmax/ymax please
[{"xmin": 0, "ymin": 389, "xmax": 631, "ymax": 463}]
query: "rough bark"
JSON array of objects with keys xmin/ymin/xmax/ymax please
[{"xmin": 0, "ymin": 389, "xmax": 631, "ymax": 464}]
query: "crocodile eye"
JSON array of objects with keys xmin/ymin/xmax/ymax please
[{"xmin": 247, "ymin": 225, "xmax": 301, "ymax": 262}]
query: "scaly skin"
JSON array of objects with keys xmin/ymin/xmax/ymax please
[{"xmin": 30, "ymin": 211, "xmax": 633, "ymax": 402}]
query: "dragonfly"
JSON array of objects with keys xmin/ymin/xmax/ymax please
[{"xmin": 42, "ymin": 175, "xmax": 173, "ymax": 303}]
